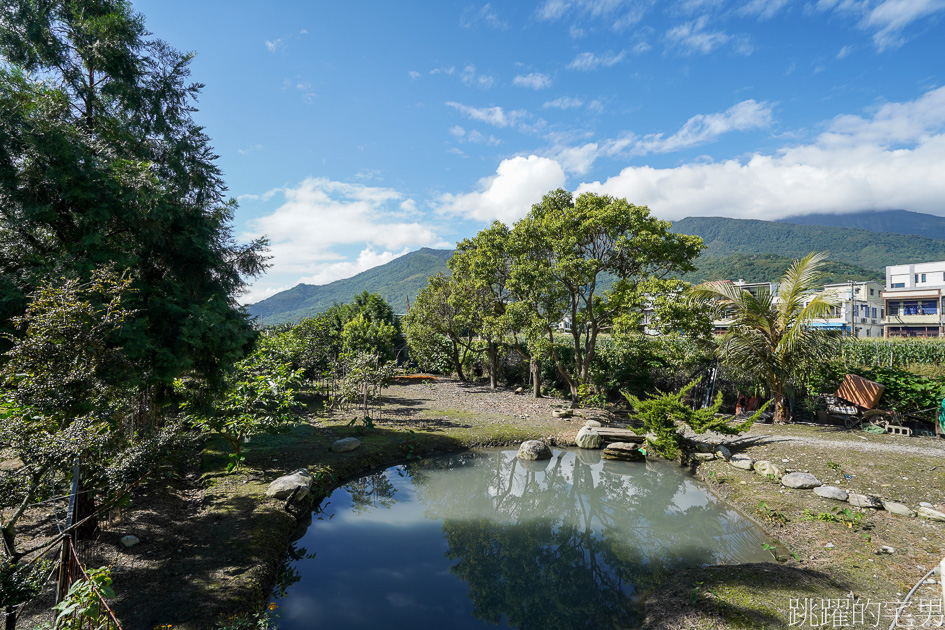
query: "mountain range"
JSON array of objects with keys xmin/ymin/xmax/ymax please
[{"xmin": 247, "ymin": 210, "xmax": 945, "ymax": 326}]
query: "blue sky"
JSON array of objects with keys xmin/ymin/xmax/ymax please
[{"xmin": 131, "ymin": 0, "xmax": 945, "ymax": 303}]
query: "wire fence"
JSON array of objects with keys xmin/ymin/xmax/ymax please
[{"xmin": 57, "ymin": 537, "xmax": 123, "ymax": 630}]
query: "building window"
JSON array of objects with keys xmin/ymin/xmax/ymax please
[
  {"xmin": 922, "ymin": 273, "xmax": 927, "ymax": 283},
  {"xmin": 891, "ymin": 283, "xmax": 905, "ymax": 288},
  {"xmin": 866, "ymin": 329, "xmax": 870, "ymax": 337},
  {"xmin": 870, "ymin": 288, "xmax": 874, "ymax": 296},
  {"xmin": 872, "ymin": 307, "xmax": 877, "ymax": 318},
  {"xmin": 915, "ymin": 274, "xmax": 919, "ymax": 284},
  {"xmin": 881, "ymin": 308, "xmax": 884, "ymax": 319},
  {"xmin": 923, "ymin": 300, "xmax": 938, "ymax": 314}
]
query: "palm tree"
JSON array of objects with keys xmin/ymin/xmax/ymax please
[{"xmin": 688, "ymin": 252, "xmax": 838, "ymax": 423}]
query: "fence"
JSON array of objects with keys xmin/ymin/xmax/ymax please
[{"xmin": 56, "ymin": 537, "xmax": 123, "ymax": 630}]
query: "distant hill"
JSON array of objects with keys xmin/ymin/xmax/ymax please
[
  {"xmin": 250, "ymin": 216, "xmax": 941, "ymax": 326},
  {"xmin": 679, "ymin": 254, "xmax": 883, "ymax": 285},
  {"xmin": 247, "ymin": 248, "xmax": 451, "ymax": 326},
  {"xmin": 777, "ymin": 210, "xmax": 945, "ymax": 241},
  {"xmin": 671, "ymin": 216, "xmax": 945, "ymax": 271}
]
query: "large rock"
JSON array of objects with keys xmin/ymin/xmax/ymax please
[
  {"xmin": 882, "ymin": 500, "xmax": 917, "ymax": 517},
  {"xmin": 848, "ymin": 493, "xmax": 882, "ymax": 509},
  {"xmin": 602, "ymin": 442, "xmax": 645, "ymax": 462},
  {"xmin": 814, "ymin": 486, "xmax": 849, "ymax": 502},
  {"xmin": 692, "ymin": 452, "xmax": 716, "ymax": 461},
  {"xmin": 730, "ymin": 455, "xmax": 754, "ymax": 470},
  {"xmin": 575, "ymin": 426, "xmax": 603, "ymax": 449},
  {"xmin": 517, "ymin": 440, "xmax": 552, "ymax": 461},
  {"xmin": 584, "ymin": 419, "xmax": 602, "ymax": 428},
  {"xmin": 918, "ymin": 506, "xmax": 945, "ymax": 522},
  {"xmin": 781, "ymin": 472, "xmax": 822, "ymax": 489},
  {"xmin": 266, "ymin": 469, "xmax": 314, "ymax": 500},
  {"xmin": 331, "ymin": 437, "xmax": 361, "ymax": 453},
  {"xmin": 714, "ymin": 445, "xmax": 732, "ymax": 461}
]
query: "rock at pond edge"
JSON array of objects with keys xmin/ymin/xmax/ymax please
[
  {"xmin": 602, "ymin": 442, "xmax": 645, "ymax": 462},
  {"xmin": 781, "ymin": 472, "xmax": 822, "ymax": 489},
  {"xmin": 576, "ymin": 426, "xmax": 603, "ymax": 449},
  {"xmin": 266, "ymin": 469, "xmax": 314, "ymax": 500},
  {"xmin": 331, "ymin": 437, "xmax": 361, "ymax": 453},
  {"xmin": 517, "ymin": 440, "xmax": 552, "ymax": 460}
]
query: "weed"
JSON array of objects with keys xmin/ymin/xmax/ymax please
[
  {"xmin": 758, "ymin": 501, "xmax": 789, "ymax": 524},
  {"xmin": 346, "ymin": 415, "xmax": 376, "ymax": 434}
]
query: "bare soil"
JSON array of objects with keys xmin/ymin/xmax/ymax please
[{"xmin": 9, "ymin": 377, "xmax": 945, "ymax": 630}]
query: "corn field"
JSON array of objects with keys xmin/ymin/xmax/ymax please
[{"xmin": 837, "ymin": 337, "xmax": 945, "ymax": 367}]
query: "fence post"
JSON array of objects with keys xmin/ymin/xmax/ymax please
[{"xmin": 56, "ymin": 461, "xmax": 80, "ymax": 603}]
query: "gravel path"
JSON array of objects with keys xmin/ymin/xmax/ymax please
[{"xmin": 734, "ymin": 423, "xmax": 945, "ymax": 458}]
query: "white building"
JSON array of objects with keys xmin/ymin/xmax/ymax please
[
  {"xmin": 883, "ymin": 261, "xmax": 945, "ymax": 337},
  {"xmin": 809, "ymin": 281, "xmax": 884, "ymax": 338}
]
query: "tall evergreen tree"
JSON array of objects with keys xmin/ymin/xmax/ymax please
[{"xmin": 0, "ymin": 0, "xmax": 268, "ymax": 394}]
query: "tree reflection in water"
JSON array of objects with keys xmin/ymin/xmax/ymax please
[
  {"xmin": 345, "ymin": 471, "xmax": 400, "ymax": 515},
  {"xmin": 407, "ymin": 450, "xmax": 768, "ymax": 630}
]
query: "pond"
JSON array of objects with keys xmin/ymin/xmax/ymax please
[{"xmin": 271, "ymin": 448, "xmax": 772, "ymax": 629}]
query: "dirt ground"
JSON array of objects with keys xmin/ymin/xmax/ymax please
[{"xmin": 9, "ymin": 376, "xmax": 945, "ymax": 629}]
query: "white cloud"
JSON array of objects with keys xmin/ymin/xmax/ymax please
[
  {"xmin": 566, "ymin": 50, "xmax": 626, "ymax": 71},
  {"xmin": 576, "ymin": 86, "xmax": 945, "ymax": 221},
  {"xmin": 554, "ymin": 143, "xmax": 600, "ymax": 175},
  {"xmin": 815, "ymin": 0, "xmax": 945, "ymax": 50},
  {"xmin": 265, "ymin": 38, "xmax": 284, "ymax": 53},
  {"xmin": 737, "ymin": 0, "xmax": 793, "ymax": 19},
  {"xmin": 625, "ymin": 99, "xmax": 774, "ymax": 155},
  {"xmin": 461, "ymin": 3, "xmax": 510, "ymax": 29},
  {"xmin": 430, "ymin": 66, "xmax": 456, "ymax": 76},
  {"xmin": 665, "ymin": 16, "xmax": 739, "ymax": 54},
  {"xmin": 513, "ymin": 73, "xmax": 553, "ymax": 90},
  {"xmin": 244, "ymin": 178, "xmax": 443, "ymax": 275},
  {"xmin": 237, "ymin": 144, "xmax": 264, "ymax": 156},
  {"xmin": 408, "ymin": 70, "xmax": 421, "ymax": 80},
  {"xmin": 836, "ymin": 44, "xmax": 854, "ymax": 58},
  {"xmin": 461, "ymin": 65, "xmax": 495, "ymax": 89},
  {"xmin": 299, "ymin": 247, "xmax": 412, "ymax": 285},
  {"xmin": 544, "ymin": 96, "xmax": 585, "ymax": 109},
  {"xmin": 446, "ymin": 101, "xmax": 528, "ymax": 128},
  {"xmin": 537, "ymin": 0, "xmax": 652, "ymax": 30},
  {"xmin": 438, "ymin": 156, "xmax": 567, "ymax": 224}
]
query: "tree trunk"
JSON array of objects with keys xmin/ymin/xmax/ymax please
[
  {"xmin": 487, "ymin": 341, "xmax": 498, "ymax": 390},
  {"xmin": 73, "ymin": 473, "xmax": 97, "ymax": 541},
  {"xmin": 5, "ymin": 605, "xmax": 16, "ymax": 630},
  {"xmin": 451, "ymin": 342, "xmax": 466, "ymax": 381},
  {"xmin": 531, "ymin": 358, "xmax": 541, "ymax": 398}
]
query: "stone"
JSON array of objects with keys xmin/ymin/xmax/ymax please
[
  {"xmin": 119, "ymin": 535, "xmax": 140, "ymax": 548},
  {"xmin": 814, "ymin": 486, "xmax": 849, "ymax": 502},
  {"xmin": 692, "ymin": 452, "xmax": 716, "ymax": 461},
  {"xmin": 882, "ymin": 501, "xmax": 917, "ymax": 517},
  {"xmin": 918, "ymin": 506, "xmax": 945, "ymax": 522},
  {"xmin": 730, "ymin": 455, "xmax": 754, "ymax": 470},
  {"xmin": 331, "ymin": 437, "xmax": 361, "ymax": 453},
  {"xmin": 552, "ymin": 409, "xmax": 574, "ymax": 419},
  {"xmin": 266, "ymin": 469, "xmax": 314, "ymax": 501},
  {"xmin": 881, "ymin": 546, "xmax": 896, "ymax": 554},
  {"xmin": 752, "ymin": 460, "xmax": 784, "ymax": 479},
  {"xmin": 714, "ymin": 445, "xmax": 732, "ymax": 461},
  {"xmin": 514, "ymin": 387, "xmax": 524, "ymax": 394},
  {"xmin": 848, "ymin": 493, "xmax": 882, "ymax": 509},
  {"xmin": 584, "ymin": 419, "xmax": 602, "ymax": 428},
  {"xmin": 781, "ymin": 472, "xmax": 822, "ymax": 489},
  {"xmin": 694, "ymin": 441, "xmax": 714, "ymax": 453},
  {"xmin": 517, "ymin": 440, "xmax": 552, "ymax": 461},
  {"xmin": 602, "ymin": 442, "xmax": 645, "ymax": 462},
  {"xmin": 575, "ymin": 426, "xmax": 603, "ymax": 449}
]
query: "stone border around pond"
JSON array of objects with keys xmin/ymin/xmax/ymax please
[{"xmin": 697, "ymin": 446, "xmax": 945, "ymax": 523}]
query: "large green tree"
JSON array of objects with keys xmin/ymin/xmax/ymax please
[
  {"xmin": 0, "ymin": 0, "xmax": 267, "ymax": 395},
  {"xmin": 508, "ymin": 190, "xmax": 704, "ymax": 402},
  {"xmin": 689, "ymin": 252, "xmax": 838, "ymax": 423}
]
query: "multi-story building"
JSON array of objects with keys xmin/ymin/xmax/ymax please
[
  {"xmin": 882, "ymin": 261, "xmax": 945, "ymax": 337},
  {"xmin": 710, "ymin": 280, "xmax": 779, "ymax": 334},
  {"xmin": 810, "ymin": 281, "xmax": 884, "ymax": 338}
]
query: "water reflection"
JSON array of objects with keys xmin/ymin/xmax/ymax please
[{"xmin": 273, "ymin": 449, "xmax": 769, "ymax": 630}]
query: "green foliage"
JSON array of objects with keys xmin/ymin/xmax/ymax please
[
  {"xmin": 178, "ymin": 346, "xmax": 302, "ymax": 472},
  {"xmin": 622, "ymin": 380, "xmax": 761, "ymax": 459},
  {"xmin": 509, "ymin": 189, "xmax": 704, "ymax": 401},
  {"xmin": 758, "ymin": 502, "xmax": 789, "ymax": 525},
  {"xmin": 53, "ymin": 566, "xmax": 117, "ymax": 630},
  {"xmin": 802, "ymin": 506, "xmax": 863, "ymax": 528},
  {"xmin": 838, "ymin": 337, "xmax": 945, "ymax": 368},
  {"xmin": 342, "ymin": 314, "xmax": 397, "ymax": 361},
  {"xmin": 331, "ymin": 351, "xmax": 397, "ymax": 419},
  {"xmin": 0, "ymin": 558, "xmax": 50, "ymax": 613},
  {"xmin": 0, "ymin": 1, "xmax": 267, "ymax": 388},
  {"xmin": 690, "ymin": 252, "xmax": 838, "ymax": 422}
]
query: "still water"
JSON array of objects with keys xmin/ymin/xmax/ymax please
[{"xmin": 272, "ymin": 448, "xmax": 771, "ymax": 629}]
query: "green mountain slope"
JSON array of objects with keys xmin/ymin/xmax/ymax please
[
  {"xmin": 672, "ymin": 216, "xmax": 945, "ymax": 271},
  {"xmin": 680, "ymin": 254, "xmax": 883, "ymax": 285},
  {"xmin": 247, "ymin": 248, "xmax": 451, "ymax": 326},
  {"xmin": 777, "ymin": 209, "xmax": 945, "ymax": 240}
]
